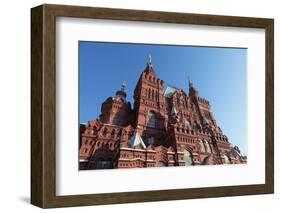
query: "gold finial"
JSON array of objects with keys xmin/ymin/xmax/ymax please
[
  {"xmin": 148, "ymin": 54, "xmax": 152, "ymax": 64},
  {"xmin": 121, "ymin": 81, "xmax": 126, "ymax": 91}
]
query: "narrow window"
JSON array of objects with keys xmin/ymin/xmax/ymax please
[{"xmin": 147, "ymin": 111, "xmax": 156, "ymax": 128}]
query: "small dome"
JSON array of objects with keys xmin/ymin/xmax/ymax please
[
  {"xmin": 115, "ymin": 90, "xmax": 127, "ymax": 98},
  {"xmin": 115, "ymin": 82, "xmax": 127, "ymax": 101}
]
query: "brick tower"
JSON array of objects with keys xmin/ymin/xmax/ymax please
[
  {"xmin": 133, "ymin": 55, "xmax": 168, "ymax": 147},
  {"xmin": 100, "ymin": 82, "xmax": 133, "ymax": 127}
]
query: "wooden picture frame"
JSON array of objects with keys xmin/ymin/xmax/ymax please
[{"xmin": 31, "ymin": 4, "xmax": 274, "ymax": 208}]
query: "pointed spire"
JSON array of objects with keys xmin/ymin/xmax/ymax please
[
  {"xmin": 188, "ymin": 75, "xmax": 192, "ymax": 88},
  {"xmin": 147, "ymin": 54, "xmax": 153, "ymax": 67},
  {"xmin": 148, "ymin": 54, "xmax": 152, "ymax": 64},
  {"xmin": 188, "ymin": 75, "xmax": 198, "ymax": 97}
]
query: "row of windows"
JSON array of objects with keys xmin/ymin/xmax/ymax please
[
  {"xmin": 121, "ymin": 153, "xmax": 130, "ymax": 158},
  {"xmin": 119, "ymin": 161, "xmax": 143, "ymax": 167},
  {"xmin": 81, "ymin": 148, "xmax": 88, "ymax": 154},
  {"xmin": 112, "ymin": 104, "xmax": 122, "ymax": 109},
  {"xmin": 121, "ymin": 152, "xmax": 156, "ymax": 160},
  {"xmin": 95, "ymin": 151, "xmax": 229, "ymax": 167},
  {"xmin": 83, "ymin": 140, "xmax": 93, "ymax": 145},
  {"xmin": 177, "ymin": 136, "xmax": 196, "ymax": 144},
  {"xmin": 145, "ymin": 88, "xmax": 159, "ymax": 101},
  {"xmin": 119, "ymin": 162, "xmax": 165, "ymax": 167},
  {"xmin": 215, "ymin": 136, "xmax": 227, "ymax": 142},
  {"xmin": 95, "ymin": 141, "xmax": 118, "ymax": 149},
  {"xmin": 176, "ymin": 128, "xmax": 195, "ymax": 135},
  {"xmin": 176, "ymin": 120, "xmax": 198, "ymax": 132},
  {"xmin": 134, "ymin": 154, "xmax": 144, "ymax": 159},
  {"xmin": 142, "ymin": 99, "xmax": 160, "ymax": 108},
  {"xmin": 145, "ymin": 75, "xmax": 158, "ymax": 83},
  {"xmin": 147, "ymin": 155, "xmax": 155, "ymax": 160},
  {"xmin": 119, "ymin": 151, "xmax": 194, "ymax": 167},
  {"xmin": 119, "ymin": 163, "xmax": 130, "ymax": 167},
  {"xmin": 199, "ymin": 140, "xmax": 212, "ymax": 153},
  {"xmin": 101, "ymin": 128, "xmax": 122, "ymax": 137},
  {"xmin": 119, "ymin": 154, "xmax": 194, "ymax": 167}
]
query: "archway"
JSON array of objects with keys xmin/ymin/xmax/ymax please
[
  {"xmin": 183, "ymin": 149, "xmax": 193, "ymax": 166},
  {"xmin": 223, "ymin": 154, "xmax": 231, "ymax": 164},
  {"xmin": 95, "ymin": 158, "xmax": 113, "ymax": 169},
  {"xmin": 156, "ymin": 161, "xmax": 166, "ymax": 167}
]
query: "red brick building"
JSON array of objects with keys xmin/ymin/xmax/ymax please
[{"xmin": 79, "ymin": 57, "xmax": 247, "ymax": 170}]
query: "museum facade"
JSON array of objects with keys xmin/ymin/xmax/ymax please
[{"xmin": 79, "ymin": 57, "xmax": 247, "ymax": 170}]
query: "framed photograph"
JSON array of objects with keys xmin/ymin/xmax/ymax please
[{"xmin": 31, "ymin": 4, "xmax": 274, "ymax": 208}]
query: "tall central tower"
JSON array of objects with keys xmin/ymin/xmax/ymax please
[{"xmin": 133, "ymin": 55, "xmax": 168, "ymax": 146}]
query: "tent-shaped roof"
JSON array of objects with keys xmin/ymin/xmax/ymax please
[
  {"xmin": 164, "ymin": 86, "xmax": 178, "ymax": 98},
  {"xmin": 129, "ymin": 131, "xmax": 146, "ymax": 149},
  {"xmin": 171, "ymin": 106, "xmax": 177, "ymax": 115}
]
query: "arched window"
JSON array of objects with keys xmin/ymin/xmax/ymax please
[
  {"xmin": 191, "ymin": 121, "xmax": 197, "ymax": 130},
  {"xmin": 204, "ymin": 141, "xmax": 212, "ymax": 153},
  {"xmin": 199, "ymin": 140, "xmax": 205, "ymax": 152},
  {"xmin": 203, "ymin": 115, "xmax": 209, "ymax": 125},
  {"xmin": 185, "ymin": 119, "xmax": 191, "ymax": 129},
  {"xmin": 147, "ymin": 111, "xmax": 156, "ymax": 128},
  {"xmin": 183, "ymin": 150, "xmax": 193, "ymax": 166},
  {"xmin": 223, "ymin": 155, "xmax": 231, "ymax": 164}
]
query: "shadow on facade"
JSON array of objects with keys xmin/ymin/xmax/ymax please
[
  {"xmin": 141, "ymin": 111, "xmax": 167, "ymax": 147},
  {"xmin": 87, "ymin": 143, "xmax": 120, "ymax": 170}
]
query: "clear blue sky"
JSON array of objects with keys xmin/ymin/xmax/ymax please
[{"xmin": 79, "ymin": 41, "xmax": 247, "ymax": 155}]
